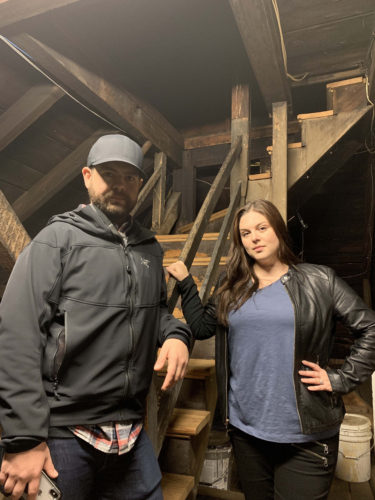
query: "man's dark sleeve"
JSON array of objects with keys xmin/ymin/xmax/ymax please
[
  {"xmin": 158, "ymin": 267, "xmax": 192, "ymax": 349},
  {"xmin": 326, "ymin": 269, "xmax": 375, "ymax": 394},
  {"xmin": 0, "ymin": 231, "xmax": 62, "ymax": 452}
]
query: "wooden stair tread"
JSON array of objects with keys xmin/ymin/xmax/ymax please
[
  {"xmin": 178, "ymin": 209, "xmax": 227, "ymax": 233},
  {"xmin": 164, "ymin": 256, "xmax": 226, "ymax": 265},
  {"xmin": 297, "ymin": 110, "xmax": 334, "ymax": 120},
  {"xmin": 157, "ymin": 232, "xmax": 222, "ymax": 242},
  {"xmin": 326, "ymin": 77, "xmax": 364, "ymax": 89},
  {"xmin": 184, "ymin": 358, "xmax": 215, "ymax": 378},
  {"xmin": 161, "ymin": 473, "xmax": 195, "ymax": 500},
  {"xmin": 167, "ymin": 408, "xmax": 210, "ymax": 437},
  {"xmin": 158, "ymin": 358, "xmax": 215, "ymax": 379},
  {"xmin": 249, "ymin": 172, "xmax": 271, "ymax": 181},
  {"xmin": 198, "ymin": 484, "xmax": 245, "ymax": 499},
  {"xmin": 266, "ymin": 142, "xmax": 302, "ymax": 153}
]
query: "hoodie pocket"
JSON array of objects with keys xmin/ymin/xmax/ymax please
[{"xmin": 43, "ymin": 313, "xmax": 67, "ymax": 384}]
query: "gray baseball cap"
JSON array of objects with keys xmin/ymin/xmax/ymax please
[{"xmin": 87, "ymin": 134, "xmax": 145, "ymax": 178}]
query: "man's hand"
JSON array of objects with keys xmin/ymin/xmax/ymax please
[
  {"xmin": 0, "ymin": 442, "xmax": 58, "ymax": 500},
  {"xmin": 154, "ymin": 338, "xmax": 189, "ymax": 391}
]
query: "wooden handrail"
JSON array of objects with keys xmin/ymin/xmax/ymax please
[
  {"xmin": 199, "ymin": 181, "xmax": 241, "ymax": 304},
  {"xmin": 154, "ymin": 138, "xmax": 242, "ymax": 456},
  {"xmin": 167, "ymin": 136, "xmax": 242, "ymax": 312}
]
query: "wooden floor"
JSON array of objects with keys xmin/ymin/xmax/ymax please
[
  {"xmin": 329, "ymin": 478, "xmax": 374, "ymax": 500},
  {"xmin": 197, "ymin": 477, "xmax": 375, "ymax": 500}
]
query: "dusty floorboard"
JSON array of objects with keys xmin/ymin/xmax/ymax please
[{"xmin": 328, "ymin": 478, "xmax": 374, "ymax": 500}]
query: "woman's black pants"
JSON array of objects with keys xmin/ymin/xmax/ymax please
[{"xmin": 230, "ymin": 426, "xmax": 339, "ymax": 500}]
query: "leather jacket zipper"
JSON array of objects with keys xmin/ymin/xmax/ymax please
[
  {"xmin": 283, "ymin": 279, "xmax": 304, "ymax": 432},
  {"xmin": 224, "ymin": 329, "xmax": 229, "ymax": 427}
]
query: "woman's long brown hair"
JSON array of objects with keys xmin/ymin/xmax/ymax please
[{"xmin": 216, "ymin": 199, "xmax": 299, "ymax": 326}]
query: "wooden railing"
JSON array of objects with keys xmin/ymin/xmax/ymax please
[
  {"xmin": 199, "ymin": 180, "xmax": 241, "ymax": 304},
  {"xmin": 150, "ymin": 136, "xmax": 242, "ymax": 456},
  {"xmin": 166, "ymin": 135, "xmax": 242, "ymax": 313},
  {"xmin": 131, "ymin": 144, "xmax": 181, "ymax": 234}
]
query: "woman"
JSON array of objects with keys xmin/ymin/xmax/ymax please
[{"xmin": 167, "ymin": 199, "xmax": 375, "ymax": 500}]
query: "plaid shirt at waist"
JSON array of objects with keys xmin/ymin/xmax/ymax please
[{"xmin": 70, "ymin": 421, "xmax": 143, "ymax": 455}]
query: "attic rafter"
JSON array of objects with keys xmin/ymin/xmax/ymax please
[
  {"xmin": 11, "ymin": 34, "xmax": 183, "ymax": 166},
  {"xmin": 12, "ymin": 130, "xmax": 107, "ymax": 222},
  {"xmin": 229, "ymin": 0, "xmax": 292, "ymax": 114},
  {"xmin": 0, "ymin": 0, "xmax": 82, "ymax": 29},
  {"xmin": 0, "ymin": 83, "xmax": 64, "ymax": 152}
]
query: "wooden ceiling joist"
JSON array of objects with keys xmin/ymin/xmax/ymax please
[
  {"xmin": 0, "ymin": 83, "xmax": 64, "ymax": 152},
  {"xmin": 11, "ymin": 34, "xmax": 183, "ymax": 166},
  {"xmin": 12, "ymin": 130, "xmax": 107, "ymax": 222},
  {"xmin": 183, "ymin": 120, "xmax": 300, "ymax": 150},
  {"xmin": 229, "ymin": 0, "xmax": 292, "ymax": 114},
  {"xmin": 0, "ymin": 0, "xmax": 82, "ymax": 29}
]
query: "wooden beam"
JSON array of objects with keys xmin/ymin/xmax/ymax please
[
  {"xmin": 0, "ymin": 0, "xmax": 82, "ymax": 28},
  {"xmin": 174, "ymin": 150, "xmax": 196, "ymax": 227},
  {"xmin": 152, "ymin": 152, "xmax": 167, "ymax": 231},
  {"xmin": 271, "ymin": 102, "xmax": 288, "ymax": 221},
  {"xmin": 183, "ymin": 121, "xmax": 300, "ymax": 150},
  {"xmin": 131, "ymin": 155, "xmax": 164, "ymax": 217},
  {"xmin": 11, "ymin": 34, "xmax": 183, "ymax": 166},
  {"xmin": 12, "ymin": 131, "xmax": 106, "ymax": 221},
  {"xmin": 158, "ymin": 192, "xmax": 181, "ymax": 235},
  {"xmin": 229, "ymin": 0, "xmax": 292, "ymax": 113},
  {"xmin": 230, "ymin": 84, "xmax": 250, "ymax": 204},
  {"xmin": 0, "ymin": 190, "xmax": 30, "ymax": 273},
  {"xmin": 291, "ymin": 68, "xmax": 364, "ymax": 88},
  {"xmin": 0, "ymin": 84, "xmax": 64, "ymax": 152},
  {"xmin": 367, "ymin": 37, "xmax": 375, "ymax": 104}
]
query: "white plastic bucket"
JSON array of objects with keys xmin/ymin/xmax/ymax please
[{"xmin": 335, "ymin": 413, "xmax": 372, "ymax": 483}]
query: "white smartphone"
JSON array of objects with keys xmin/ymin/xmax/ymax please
[{"xmin": 20, "ymin": 472, "xmax": 61, "ymax": 500}]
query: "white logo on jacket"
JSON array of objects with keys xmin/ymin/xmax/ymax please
[{"xmin": 140, "ymin": 257, "xmax": 150, "ymax": 269}]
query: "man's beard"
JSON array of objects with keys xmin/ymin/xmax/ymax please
[{"xmin": 88, "ymin": 189, "xmax": 133, "ymax": 225}]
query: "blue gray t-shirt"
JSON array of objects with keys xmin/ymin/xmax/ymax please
[{"xmin": 228, "ymin": 278, "xmax": 338, "ymax": 443}]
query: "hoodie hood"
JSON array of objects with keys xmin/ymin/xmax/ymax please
[{"xmin": 48, "ymin": 204, "xmax": 156, "ymax": 246}]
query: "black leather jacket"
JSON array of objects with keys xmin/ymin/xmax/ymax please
[{"xmin": 178, "ymin": 263, "xmax": 375, "ymax": 435}]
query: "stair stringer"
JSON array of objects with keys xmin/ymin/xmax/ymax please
[
  {"xmin": 288, "ymin": 105, "xmax": 371, "ymax": 189},
  {"xmin": 287, "ymin": 105, "xmax": 372, "ymax": 212}
]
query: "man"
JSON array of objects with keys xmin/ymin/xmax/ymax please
[{"xmin": 0, "ymin": 134, "xmax": 192, "ymax": 499}]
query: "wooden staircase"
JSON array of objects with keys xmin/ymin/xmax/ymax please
[
  {"xmin": 263, "ymin": 77, "xmax": 372, "ymax": 213},
  {"xmin": 155, "ymin": 233, "xmax": 222, "ymax": 500}
]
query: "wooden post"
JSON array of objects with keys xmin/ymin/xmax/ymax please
[
  {"xmin": 152, "ymin": 152, "xmax": 167, "ymax": 231},
  {"xmin": 174, "ymin": 150, "xmax": 195, "ymax": 227},
  {"xmin": 271, "ymin": 101, "xmax": 288, "ymax": 221},
  {"xmin": 230, "ymin": 84, "xmax": 250, "ymax": 205}
]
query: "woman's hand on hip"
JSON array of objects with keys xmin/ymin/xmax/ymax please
[{"xmin": 299, "ymin": 360, "xmax": 333, "ymax": 392}]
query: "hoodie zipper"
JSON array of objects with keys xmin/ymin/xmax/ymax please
[{"xmin": 121, "ymin": 235, "xmax": 135, "ymax": 397}]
